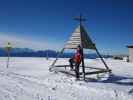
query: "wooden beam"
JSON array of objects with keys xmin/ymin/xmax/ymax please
[
  {"xmin": 81, "ymin": 47, "xmax": 85, "ymax": 80},
  {"xmin": 85, "ymin": 69, "xmax": 111, "ymax": 75},
  {"xmin": 56, "ymin": 69, "xmax": 111, "ymax": 78},
  {"xmin": 54, "ymin": 65, "xmax": 107, "ymax": 71},
  {"xmin": 59, "ymin": 70, "xmax": 82, "ymax": 76},
  {"xmin": 95, "ymin": 47, "xmax": 110, "ymax": 70},
  {"xmin": 49, "ymin": 48, "xmax": 65, "ymax": 71},
  {"xmin": 85, "ymin": 66, "xmax": 106, "ymax": 70}
]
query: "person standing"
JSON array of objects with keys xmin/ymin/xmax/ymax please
[{"xmin": 69, "ymin": 45, "xmax": 81, "ymax": 79}]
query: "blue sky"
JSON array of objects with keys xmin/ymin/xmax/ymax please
[{"xmin": 0, "ymin": 0, "xmax": 133, "ymax": 54}]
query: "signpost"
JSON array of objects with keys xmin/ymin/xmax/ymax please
[
  {"xmin": 46, "ymin": 51, "xmax": 49, "ymax": 60},
  {"xmin": 5, "ymin": 42, "xmax": 12, "ymax": 68}
]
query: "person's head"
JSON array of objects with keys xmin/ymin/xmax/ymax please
[{"xmin": 76, "ymin": 45, "xmax": 81, "ymax": 53}]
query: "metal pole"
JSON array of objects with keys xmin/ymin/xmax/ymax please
[{"xmin": 7, "ymin": 51, "xmax": 10, "ymax": 68}]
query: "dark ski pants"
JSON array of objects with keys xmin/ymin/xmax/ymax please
[
  {"xmin": 75, "ymin": 63, "xmax": 80, "ymax": 79},
  {"xmin": 69, "ymin": 58, "xmax": 75, "ymax": 70},
  {"xmin": 69, "ymin": 58, "xmax": 80, "ymax": 79}
]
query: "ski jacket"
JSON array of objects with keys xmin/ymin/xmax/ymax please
[{"xmin": 74, "ymin": 52, "xmax": 81, "ymax": 63}]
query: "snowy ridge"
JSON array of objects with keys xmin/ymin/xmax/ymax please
[{"xmin": 0, "ymin": 57, "xmax": 133, "ymax": 100}]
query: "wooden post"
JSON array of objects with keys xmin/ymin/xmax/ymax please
[
  {"xmin": 74, "ymin": 14, "xmax": 86, "ymax": 80},
  {"xmin": 49, "ymin": 48, "xmax": 65, "ymax": 71},
  {"xmin": 95, "ymin": 47, "xmax": 110, "ymax": 70},
  {"xmin": 81, "ymin": 47, "xmax": 85, "ymax": 80}
]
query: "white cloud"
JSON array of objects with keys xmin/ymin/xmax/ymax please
[{"xmin": 0, "ymin": 33, "xmax": 62, "ymax": 50}]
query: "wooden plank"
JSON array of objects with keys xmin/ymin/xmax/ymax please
[
  {"xmin": 66, "ymin": 43, "xmax": 81, "ymax": 45},
  {"xmin": 85, "ymin": 66, "xmax": 106, "ymax": 70},
  {"xmin": 67, "ymin": 41, "xmax": 81, "ymax": 44},
  {"xmin": 65, "ymin": 44, "xmax": 80, "ymax": 46},
  {"xmin": 70, "ymin": 37, "xmax": 81, "ymax": 39},
  {"xmin": 69, "ymin": 38, "xmax": 80, "ymax": 41},
  {"xmin": 53, "ymin": 68, "xmax": 111, "ymax": 79},
  {"xmin": 71, "ymin": 32, "xmax": 80, "ymax": 35},
  {"xmin": 54, "ymin": 65, "xmax": 106, "ymax": 70},
  {"xmin": 85, "ymin": 69, "xmax": 111, "ymax": 75},
  {"xmin": 59, "ymin": 70, "xmax": 82, "ymax": 76},
  {"xmin": 58, "ymin": 69, "xmax": 111, "ymax": 77},
  {"xmin": 54, "ymin": 65, "xmax": 70, "ymax": 67},
  {"xmin": 71, "ymin": 35, "xmax": 80, "ymax": 37},
  {"xmin": 65, "ymin": 45, "xmax": 78, "ymax": 49},
  {"xmin": 67, "ymin": 40, "xmax": 81, "ymax": 43}
]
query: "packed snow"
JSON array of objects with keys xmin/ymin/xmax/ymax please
[{"xmin": 0, "ymin": 57, "xmax": 133, "ymax": 100}]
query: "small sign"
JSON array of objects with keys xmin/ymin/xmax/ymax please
[
  {"xmin": 5, "ymin": 42, "xmax": 12, "ymax": 68},
  {"xmin": 5, "ymin": 42, "xmax": 12, "ymax": 52}
]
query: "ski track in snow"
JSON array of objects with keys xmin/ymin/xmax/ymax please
[{"xmin": 0, "ymin": 57, "xmax": 133, "ymax": 100}]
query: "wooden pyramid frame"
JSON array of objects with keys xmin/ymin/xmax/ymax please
[{"xmin": 49, "ymin": 15, "xmax": 111, "ymax": 80}]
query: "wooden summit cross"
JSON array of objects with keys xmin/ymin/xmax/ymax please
[
  {"xmin": 74, "ymin": 14, "xmax": 89, "ymax": 79},
  {"xmin": 49, "ymin": 15, "xmax": 111, "ymax": 80},
  {"xmin": 74, "ymin": 14, "xmax": 86, "ymax": 25}
]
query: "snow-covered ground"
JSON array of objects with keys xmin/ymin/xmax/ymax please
[{"xmin": 0, "ymin": 57, "xmax": 133, "ymax": 100}]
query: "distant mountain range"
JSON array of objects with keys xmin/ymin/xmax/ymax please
[{"xmin": 0, "ymin": 47, "xmax": 112, "ymax": 59}]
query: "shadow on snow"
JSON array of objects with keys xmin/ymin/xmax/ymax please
[
  {"xmin": 85, "ymin": 73, "xmax": 133, "ymax": 94},
  {"xmin": 86, "ymin": 74, "xmax": 133, "ymax": 86}
]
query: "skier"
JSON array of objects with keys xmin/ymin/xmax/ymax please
[{"xmin": 69, "ymin": 45, "xmax": 82, "ymax": 79}]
